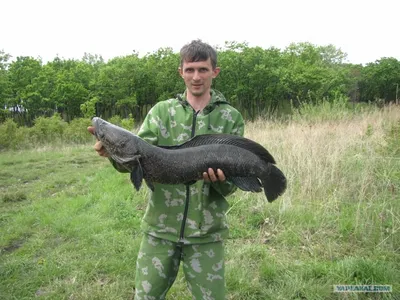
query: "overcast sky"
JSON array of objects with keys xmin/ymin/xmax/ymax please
[{"xmin": 2, "ymin": 0, "xmax": 399, "ymax": 65}]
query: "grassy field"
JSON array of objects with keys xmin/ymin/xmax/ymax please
[{"xmin": 1, "ymin": 105, "xmax": 399, "ymax": 299}]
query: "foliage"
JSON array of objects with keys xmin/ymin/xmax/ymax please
[
  {"xmin": 0, "ymin": 119, "xmax": 21, "ymax": 150},
  {"xmin": 63, "ymin": 118, "xmax": 93, "ymax": 144},
  {"xmin": 290, "ymin": 92, "xmax": 369, "ymax": 122},
  {"xmin": 108, "ymin": 114, "xmax": 135, "ymax": 130},
  {"xmin": 30, "ymin": 114, "xmax": 67, "ymax": 144},
  {"xmin": 359, "ymin": 57, "xmax": 400, "ymax": 103},
  {"xmin": 0, "ymin": 116, "xmax": 93, "ymax": 150},
  {"xmin": 0, "ymin": 43, "xmax": 399, "ymax": 125},
  {"xmin": 0, "ymin": 112, "xmax": 137, "ymax": 150},
  {"xmin": 80, "ymin": 96, "xmax": 99, "ymax": 119},
  {"xmin": 0, "ymin": 50, "xmax": 12, "ymax": 122}
]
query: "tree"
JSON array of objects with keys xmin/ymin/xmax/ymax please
[
  {"xmin": 95, "ymin": 55, "xmax": 138, "ymax": 119},
  {"xmin": 0, "ymin": 50, "xmax": 12, "ymax": 122},
  {"xmin": 280, "ymin": 42, "xmax": 350, "ymax": 106},
  {"xmin": 359, "ymin": 57, "xmax": 400, "ymax": 103},
  {"xmin": 7, "ymin": 56, "xmax": 43, "ymax": 124}
]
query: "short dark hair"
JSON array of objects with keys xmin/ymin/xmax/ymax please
[{"xmin": 180, "ymin": 40, "xmax": 217, "ymax": 69}]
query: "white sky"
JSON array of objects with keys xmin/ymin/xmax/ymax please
[{"xmin": 2, "ymin": 0, "xmax": 399, "ymax": 65}]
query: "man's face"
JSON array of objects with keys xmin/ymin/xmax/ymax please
[{"xmin": 179, "ymin": 58, "xmax": 220, "ymax": 97}]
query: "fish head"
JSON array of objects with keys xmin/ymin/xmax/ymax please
[{"xmin": 92, "ymin": 117, "xmax": 139, "ymax": 162}]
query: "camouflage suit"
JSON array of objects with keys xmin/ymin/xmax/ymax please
[{"xmin": 113, "ymin": 89, "xmax": 244, "ymax": 299}]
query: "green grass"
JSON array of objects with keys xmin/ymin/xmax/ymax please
[{"xmin": 1, "ymin": 106, "xmax": 400, "ymax": 299}]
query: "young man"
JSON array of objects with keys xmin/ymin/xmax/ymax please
[{"xmin": 89, "ymin": 40, "xmax": 244, "ymax": 299}]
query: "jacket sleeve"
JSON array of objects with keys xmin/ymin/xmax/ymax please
[
  {"xmin": 109, "ymin": 104, "xmax": 160, "ymax": 173},
  {"xmin": 210, "ymin": 111, "xmax": 245, "ymax": 197}
]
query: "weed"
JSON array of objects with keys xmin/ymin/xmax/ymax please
[{"xmin": 2, "ymin": 191, "xmax": 27, "ymax": 203}]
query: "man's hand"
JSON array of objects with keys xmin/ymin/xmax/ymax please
[
  {"xmin": 87, "ymin": 126, "xmax": 109, "ymax": 157},
  {"xmin": 203, "ymin": 168, "xmax": 226, "ymax": 183}
]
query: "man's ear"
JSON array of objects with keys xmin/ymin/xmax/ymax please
[
  {"xmin": 212, "ymin": 67, "xmax": 221, "ymax": 78},
  {"xmin": 178, "ymin": 67, "xmax": 183, "ymax": 77}
]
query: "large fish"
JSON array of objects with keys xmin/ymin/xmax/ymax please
[{"xmin": 92, "ymin": 117, "xmax": 286, "ymax": 202}]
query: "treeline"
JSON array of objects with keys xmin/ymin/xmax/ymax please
[{"xmin": 1, "ymin": 41, "xmax": 399, "ymax": 125}]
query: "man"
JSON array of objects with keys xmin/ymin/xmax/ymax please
[{"xmin": 88, "ymin": 40, "xmax": 244, "ymax": 299}]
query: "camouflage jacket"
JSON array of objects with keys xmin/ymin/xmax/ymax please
[{"xmin": 113, "ymin": 89, "xmax": 244, "ymax": 244}]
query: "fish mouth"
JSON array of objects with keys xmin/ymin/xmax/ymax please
[
  {"xmin": 91, "ymin": 117, "xmax": 100, "ymax": 127},
  {"xmin": 91, "ymin": 117, "xmax": 106, "ymax": 139}
]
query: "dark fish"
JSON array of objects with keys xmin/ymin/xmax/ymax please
[{"xmin": 91, "ymin": 117, "xmax": 287, "ymax": 202}]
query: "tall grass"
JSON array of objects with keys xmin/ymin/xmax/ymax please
[
  {"xmin": 290, "ymin": 94, "xmax": 376, "ymax": 123},
  {"xmin": 0, "ymin": 104, "xmax": 399, "ymax": 299},
  {"xmin": 226, "ymin": 104, "xmax": 400, "ymax": 299}
]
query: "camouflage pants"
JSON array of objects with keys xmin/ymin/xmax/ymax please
[{"xmin": 134, "ymin": 234, "xmax": 225, "ymax": 300}]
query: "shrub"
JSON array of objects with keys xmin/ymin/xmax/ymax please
[
  {"xmin": 121, "ymin": 114, "xmax": 135, "ymax": 130},
  {"xmin": 108, "ymin": 115, "xmax": 123, "ymax": 127},
  {"xmin": 30, "ymin": 114, "xmax": 67, "ymax": 144},
  {"xmin": 108, "ymin": 114, "xmax": 135, "ymax": 131},
  {"xmin": 63, "ymin": 118, "xmax": 93, "ymax": 144},
  {"xmin": 290, "ymin": 94, "xmax": 371, "ymax": 123},
  {"xmin": 0, "ymin": 119, "xmax": 23, "ymax": 150}
]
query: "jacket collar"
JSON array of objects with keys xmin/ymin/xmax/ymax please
[{"xmin": 177, "ymin": 89, "xmax": 229, "ymax": 114}]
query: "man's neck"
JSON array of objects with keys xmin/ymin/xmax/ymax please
[{"xmin": 186, "ymin": 90, "xmax": 212, "ymax": 112}]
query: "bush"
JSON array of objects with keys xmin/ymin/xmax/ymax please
[
  {"xmin": 108, "ymin": 114, "xmax": 135, "ymax": 131},
  {"xmin": 0, "ymin": 119, "xmax": 23, "ymax": 150},
  {"xmin": 108, "ymin": 115, "xmax": 123, "ymax": 127},
  {"xmin": 0, "ymin": 114, "xmax": 137, "ymax": 151},
  {"xmin": 63, "ymin": 118, "xmax": 93, "ymax": 144},
  {"xmin": 121, "ymin": 114, "xmax": 135, "ymax": 130},
  {"xmin": 291, "ymin": 94, "xmax": 371, "ymax": 122},
  {"xmin": 14, "ymin": 126, "xmax": 34, "ymax": 149},
  {"xmin": 30, "ymin": 114, "xmax": 67, "ymax": 144},
  {"xmin": 0, "ymin": 108, "xmax": 11, "ymax": 124}
]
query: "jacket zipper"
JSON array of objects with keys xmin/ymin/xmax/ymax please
[{"xmin": 178, "ymin": 109, "xmax": 199, "ymax": 243}]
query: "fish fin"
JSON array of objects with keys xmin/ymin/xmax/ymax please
[
  {"xmin": 145, "ymin": 180, "xmax": 155, "ymax": 191},
  {"xmin": 159, "ymin": 134, "xmax": 276, "ymax": 164},
  {"xmin": 157, "ymin": 145, "xmax": 178, "ymax": 150},
  {"xmin": 261, "ymin": 164, "xmax": 287, "ymax": 202},
  {"xmin": 229, "ymin": 177, "xmax": 263, "ymax": 192},
  {"xmin": 112, "ymin": 154, "xmax": 142, "ymax": 172},
  {"xmin": 130, "ymin": 162, "xmax": 143, "ymax": 191}
]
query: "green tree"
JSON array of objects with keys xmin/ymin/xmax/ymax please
[
  {"xmin": 217, "ymin": 42, "xmax": 284, "ymax": 119},
  {"xmin": 7, "ymin": 56, "xmax": 43, "ymax": 124},
  {"xmin": 148, "ymin": 47, "xmax": 182, "ymax": 103},
  {"xmin": 95, "ymin": 55, "xmax": 138, "ymax": 119},
  {"xmin": 280, "ymin": 42, "xmax": 350, "ymax": 105},
  {"xmin": 0, "ymin": 50, "xmax": 12, "ymax": 122},
  {"xmin": 49, "ymin": 58, "xmax": 91, "ymax": 121},
  {"xmin": 359, "ymin": 57, "xmax": 400, "ymax": 103}
]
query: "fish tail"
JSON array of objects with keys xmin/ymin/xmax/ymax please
[{"xmin": 261, "ymin": 164, "xmax": 287, "ymax": 202}]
